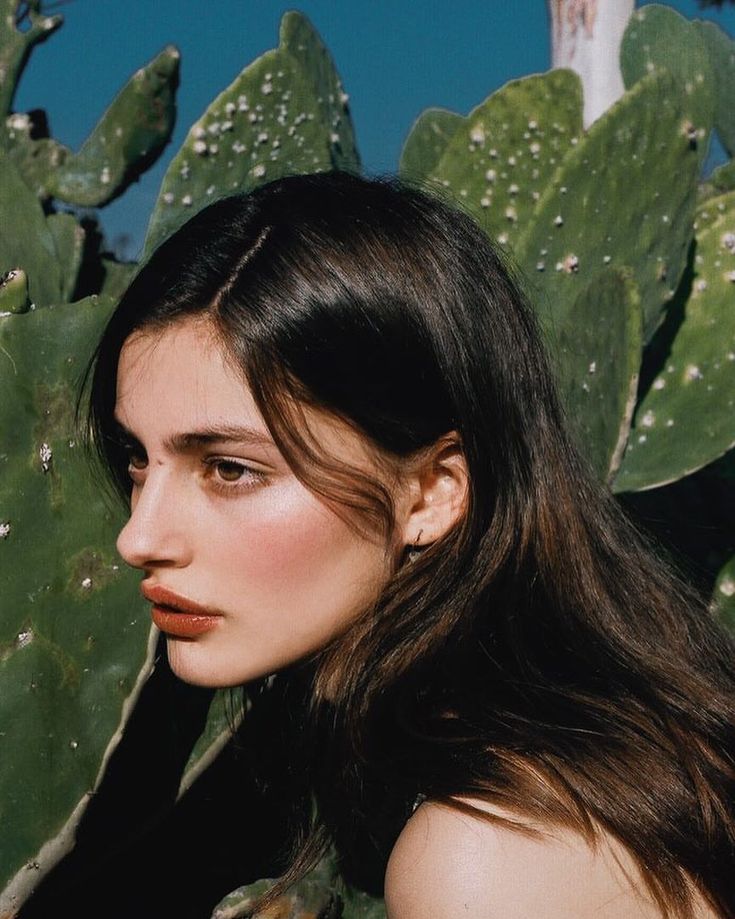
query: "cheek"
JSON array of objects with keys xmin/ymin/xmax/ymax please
[{"xmin": 206, "ymin": 480, "xmax": 382, "ymax": 604}]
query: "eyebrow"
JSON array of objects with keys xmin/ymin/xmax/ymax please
[{"xmin": 111, "ymin": 417, "xmax": 276, "ymax": 452}]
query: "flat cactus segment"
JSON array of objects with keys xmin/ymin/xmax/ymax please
[
  {"xmin": 46, "ymin": 213, "xmax": 85, "ymax": 303},
  {"xmin": 515, "ymin": 70, "xmax": 698, "ymax": 344},
  {"xmin": 144, "ymin": 12, "xmax": 359, "ymax": 257},
  {"xmin": 0, "ymin": 296, "xmax": 153, "ymax": 909},
  {"xmin": 212, "ymin": 867, "xmax": 340, "ymax": 919},
  {"xmin": 280, "ymin": 11, "xmax": 360, "ymax": 174},
  {"xmin": 0, "ymin": 268, "xmax": 30, "ymax": 314},
  {"xmin": 698, "ymin": 159, "xmax": 735, "ymax": 204},
  {"xmin": 554, "ymin": 269, "xmax": 642, "ymax": 483},
  {"xmin": 0, "ymin": 1, "xmax": 62, "ymax": 120},
  {"xmin": 99, "ymin": 257, "xmax": 137, "ymax": 301},
  {"xmin": 694, "ymin": 20, "xmax": 735, "ymax": 157},
  {"xmin": 0, "ymin": 149, "xmax": 63, "ymax": 306},
  {"xmin": 613, "ymin": 192, "xmax": 735, "ymax": 493},
  {"xmin": 621, "ymin": 4, "xmax": 715, "ymax": 162},
  {"xmin": 178, "ymin": 689, "xmax": 245, "ymax": 797},
  {"xmin": 399, "ymin": 107, "xmax": 464, "ymax": 180},
  {"xmin": 43, "ymin": 46, "xmax": 180, "ymax": 207},
  {"xmin": 423, "ymin": 70, "xmax": 583, "ymax": 249},
  {"xmin": 713, "ymin": 553, "xmax": 735, "ymax": 631}
]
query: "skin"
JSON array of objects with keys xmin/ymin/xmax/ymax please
[
  {"xmin": 116, "ymin": 317, "xmax": 395, "ymax": 687},
  {"xmin": 114, "ymin": 316, "xmax": 466, "ymax": 688},
  {"xmin": 385, "ymin": 799, "xmax": 716, "ymax": 918}
]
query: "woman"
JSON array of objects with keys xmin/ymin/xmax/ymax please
[{"xmin": 85, "ymin": 171, "xmax": 735, "ymax": 917}]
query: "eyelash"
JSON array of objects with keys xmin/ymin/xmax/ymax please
[{"xmin": 121, "ymin": 446, "xmax": 268, "ymax": 495}]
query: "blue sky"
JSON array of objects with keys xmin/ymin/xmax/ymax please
[{"xmin": 14, "ymin": 0, "xmax": 735, "ymax": 258}]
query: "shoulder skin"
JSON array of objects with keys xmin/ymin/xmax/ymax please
[{"xmin": 384, "ymin": 798, "xmax": 712, "ymax": 919}]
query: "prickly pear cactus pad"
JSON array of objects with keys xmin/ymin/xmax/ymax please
[
  {"xmin": 613, "ymin": 193, "xmax": 735, "ymax": 493},
  {"xmin": 694, "ymin": 20, "xmax": 735, "ymax": 158},
  {"xmin": 144, "ymin": 11, "xmax": 359, "ymax": 257},
  {"xmin": 554, "ymin": 269, "xmax": 642, "ymax": 483},
  {"xmin": 0, "ymin": 149, "xmax": 63, "ymax": 308},
  {"xmin": 39, "ymin": 46, "xmax": 179, "ymax": 208},
  {"xmin": 0, "ymin": 0, "xmax": 62, "ymax": 120},
  {"xmin": 713, "ymin": 554, "xmax": 735, "ymax": 631},
  {"xmin": 417, "ymin": 71, "xmax": 583, "ymax": 251},
  {"xmin": 399, "ymin": 108, "xmax": 464, "ymax": 180},
  {"xmin": 0, "ymin": 297, "xmax": 154, "ymax": 914},
  {"xmin": 621, "ymin": 4, "xmax": 716, "ymax": 163},
  {"xmin": 515, "ymin": 70, "xmax": 699, "ymax": 344},
  {"xmin": 46, "ymin": 213, "xmax": 85, "ymax": 304}
]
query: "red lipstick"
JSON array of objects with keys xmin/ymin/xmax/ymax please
[{"xmin": 141, "ymin": 583, "xmax": 223, "ymax": 638}]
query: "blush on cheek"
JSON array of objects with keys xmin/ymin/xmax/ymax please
[{"xmin": 218, "ymin": 481, "xmax": 372, "ymax": 600}]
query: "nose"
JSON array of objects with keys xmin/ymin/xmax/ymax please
[{"xmin": 116, "ymin": 468, "xmax": 191, "ymax": 571}]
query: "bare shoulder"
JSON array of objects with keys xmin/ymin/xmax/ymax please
[{"xmin": 384, "ymin": 798, "xmax": 675, "ymax": 919}]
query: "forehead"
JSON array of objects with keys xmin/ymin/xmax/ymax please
[
  {"xmin": 115, "ymin": 318, "xmax": 255, "ymax": 423},
  {"xmin": 114, "ymin": 319, "xmax": 387, "ymax": 472}
]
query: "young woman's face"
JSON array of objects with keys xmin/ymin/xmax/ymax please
[{"xmin": 114, "ymin": 317, "xmax": 400, "ymax": 687}]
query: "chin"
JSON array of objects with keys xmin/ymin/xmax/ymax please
[{"xmin": 165, "ymin": 637, "xmax": 256, "ymax": 688}]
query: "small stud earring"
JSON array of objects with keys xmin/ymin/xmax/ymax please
[{"xmin": 407, "ymin": 528, "xmax": 424, "ymax": 563}]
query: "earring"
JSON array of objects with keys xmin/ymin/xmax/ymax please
[{"xmin": 407, "ymin": 529, "xmax": 424, "ymax": 563}]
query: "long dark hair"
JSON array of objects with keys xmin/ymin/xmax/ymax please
[{"xmin": 85, "ymin": 172, "xmax": 735, "ymax": 917}]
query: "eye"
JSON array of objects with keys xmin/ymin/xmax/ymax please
[
  {"xmin": 127, "ymin": 451, "xmax": 147, "ymax": 471},
  {"xmin": 205, "ymin": 458, "xmax": 268, "ymax": 492},
  {"xmin": 215, "ymin": 460, "xmax": 249, "ymax": 482}
]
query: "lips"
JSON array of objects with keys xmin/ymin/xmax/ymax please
[{"xmin": 141, "ymin": 583, "xmax": 223, "ymax": 638}]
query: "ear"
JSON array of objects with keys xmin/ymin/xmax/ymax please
[{"xmin": 397, "ymin": 433, "xmax": 469, "ymax": 550}]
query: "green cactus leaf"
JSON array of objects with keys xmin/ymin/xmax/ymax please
[
  {"xmin": 554, "ymin": 268, "xmax": 642, "ymax": 483},
  {"xmin": 179, "ymin": 689, "xmax": 245, "ymax": 797},
  {"xmin": 621, "ymin": 4, "xmax": 715, "ymax": 164},
  {"xmin": 99, "ymin": 257, "xmax": 136, "ymax": 302},
  {"xmin": 0, "ymin": 268, "xmax": 30, "ymax": 314},
  {"xmin": 339, "ymin": 887, "xmax": 387, "ymax": 918},
  {"xmin": 279, "ymin": 10, "xmax": 359, "ymax": 174},
  {"xmin": 712, "ymin": 553, "xmax": 735, "ymax": 631},
  {"xmin": 43, "ymin": 46, "xmax": 180, "ymax": 208},
  {"xmin": 515, "ymin": 70, "xmax": 699, "ymax": 344},
  {"xmin": 0, "ymin": 296, "xmax": 154, "ymax": 911},
  {"xmin": 693, "ymin": 21, "xmax": 735, "ymax": 157},
  {"xmin": 423, "ymin": 70, "xmax": 583, "ymax": 250},
  {"xmin": 699, "ymin": 159, "xmax": 735, "ymax": 204},
  {"xmin": 212, "ymin": 873, "xmax": 340, "ymax": 919},
  {"xmin": 0, "ymin": 3, "xmax": 62, "ymax": 121},
  {"xmin": 144, "ymin": 12, "xmax": 359, "ymax": 258},
  {"xmin": 46, "ymin": 213, "xmax": 85, "ymax": 303},
  {"xmin": 399, "ymin": 107, "xmax": 464, "ymax": 181},
  {"xmin": 0, "ymin": 148, "xmax": 63, "ymax": 306},
  {"xmin": 613, "ymin": 192, "xmax": 735, "ymax": 493}
]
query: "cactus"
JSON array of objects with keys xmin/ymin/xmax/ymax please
[
  {"xmin": 613, "ymin": 192, "xmax": 735, "ymax": 492},
  {"xmin": 693, "ymin": 21, "xmax": 735, "ymax": 157},
  {"xmin": 515, "ymin": 70, "xmax": 699, "ymax": 344},
  {"xmin": 46, "ymin": 213, "xmax": 85, "ymax": 303},
  {"xmin": 0, "ymin": 0, "xmax": 62, "ymax": 120},
  {"xmin": 0, "ymin": 148, "xmax": 63, "ymax": 306},
  {"xmin": 405, "ymin": 70, "xmax": 583, "ymax": 252},
  {"xmin": 399, "ymin": 108, "xmax": 464, "ymax": 181},
  {"xmin": 0, "ymin": 268, "xmax": 30, "ymax": 314},
  {"xmin": 554, "ymin": 268, "xmax": 642, "ymax": 483},
  {"xmin": 6, "ymin": 46, "xmax": 179, "ymax": 208},
  {"xmin": 713, "ymin": 554, "xmax": 735, "ymax": 630},
  {"xmin": 0, "ymin": 296, "xmax": 156, "ymax": 910},
  {"xmin": 144, "ymin": 11, "xmax": 359, "ymax": 257},
  {"xmin": 211, "ymin": 849, "xmax": 387, "ymax": 919},
  {"xmin": 620, "ymin": 4, "xmax": 715, "ymax": 165}
]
